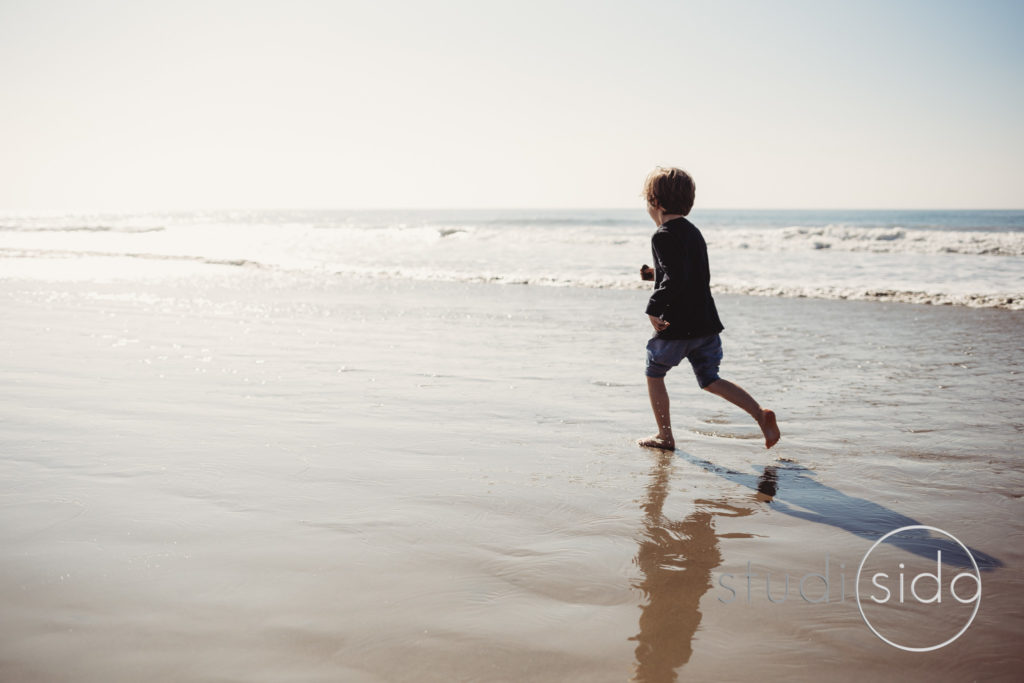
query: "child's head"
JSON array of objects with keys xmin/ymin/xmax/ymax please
[{"xmin": 642, "ymin": 167, "xmax": 695, "ymax": 216}]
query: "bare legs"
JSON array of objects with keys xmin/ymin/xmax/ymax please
[
  {"xmin": 637, "ymin": 376, "xmax": 675, "ymax": 450},
  {"xmin": 639, "ymin": 377, "xmax": 780, "ymax": 451},
  {"xmin": 703, "ymin": 379, "xmax": 780, "ymax": 449}
]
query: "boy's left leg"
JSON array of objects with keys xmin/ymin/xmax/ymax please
[
  {"xmin": 638, "ymin": 376, "xmax": 675, "ymax": 450},
  {"xmin": 640, "ymin": 338, "xmax": 689, "ymax": 451}
]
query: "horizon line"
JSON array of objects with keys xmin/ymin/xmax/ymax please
[{"xmin": 1, "ymin": 206, "xmax": 1023, "ymax": 214}]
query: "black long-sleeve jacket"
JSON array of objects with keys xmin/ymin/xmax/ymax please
[{"xmin": 645, "ymin": 217, "xmax": 725, "ymax": 340}]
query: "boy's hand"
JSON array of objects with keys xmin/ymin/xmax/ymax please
[
  {"xmin": 649, "ymin": 314, "xmax": 670, "ymax": 332},
  {"xmin": 640, "ymin": 264, "xmax": 655, "ymax": 281}
]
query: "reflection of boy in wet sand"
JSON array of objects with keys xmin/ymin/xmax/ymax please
[
  {"xmin": 630, "ymin": 450, "xmax": 759, "ymax": 681},
  {"xmin": 637, "ymin": 167, "xmax": 780, "ymax": 451}
]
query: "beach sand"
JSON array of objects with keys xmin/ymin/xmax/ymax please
[{"xmin": 1, "ymin": 264, "xmax": 1022, "ymax": 681}]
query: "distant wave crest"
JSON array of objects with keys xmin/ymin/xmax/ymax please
[
  {"xmin": 0, "ymin": 224, "xmax": 165, "ymax": 233},
  {"xmin": 707, "ymin": 225, "xmax": 1024, "ymax": 256},
  {"xmin": 0, "ymin": 247, "xmax": 263, "ymax": 268}
]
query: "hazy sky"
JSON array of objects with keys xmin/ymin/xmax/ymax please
[{"xmin": 2, "ymin": 0, "xmax": 1022, "ymax": 210}]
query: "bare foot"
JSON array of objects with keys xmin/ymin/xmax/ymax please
[
  {"xmin": 637, "ymin": 435, "xmax": 675, "ymax": 451},
  {"xmin": 758, "ymin": 409, "xmax": 780, "ymax": 449}
]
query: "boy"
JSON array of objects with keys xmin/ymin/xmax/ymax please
[{"xmin": 637, "ymin": 167, "xmax": 779, "ymax": 451}]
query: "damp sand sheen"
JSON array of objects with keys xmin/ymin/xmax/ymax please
[{"xmin": 1, "ymin": 212, "xmax": 1023, "ymax": 681}]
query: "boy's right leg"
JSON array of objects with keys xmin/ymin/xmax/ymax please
[
  {"xmin": 638, "ymin": 376, "xmax": 675, "ymax": 450},
  {"xmin": 703, "ymin": 378, "xmax": 780, "ymax": 449}
]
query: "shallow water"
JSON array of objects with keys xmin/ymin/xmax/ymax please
[{"xmin": 1, "ymin": 266, "xmax": 1022, "ymax": 681}]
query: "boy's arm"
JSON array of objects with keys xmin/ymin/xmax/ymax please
[{"xmin": 645, "ymin": 231, "xmax": 687, "ymax": 321}]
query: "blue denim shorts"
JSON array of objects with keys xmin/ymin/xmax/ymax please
[{"xmin": 645, "ymin": 334, "xmax": 723, "ymax": 387}]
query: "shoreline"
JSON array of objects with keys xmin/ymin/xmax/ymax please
[{"xmin": 3, "ymin": 248, "xmax": 1021, "ymax": 311}]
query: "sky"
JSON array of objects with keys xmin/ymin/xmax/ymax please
[{"xmin": 1, "ymin": 0, "xmax": 1022, "ymax": 210}]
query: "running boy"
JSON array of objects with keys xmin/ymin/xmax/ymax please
[{"xmin": 637, "ymin": 167, "xmax": 780, "ymax": 451}]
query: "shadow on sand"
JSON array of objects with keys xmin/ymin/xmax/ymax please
[{"xmin": 675, "ymin": 450, "xmax": 1003, "ymax": 571}]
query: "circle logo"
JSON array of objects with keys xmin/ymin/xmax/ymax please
[{"xmin": 855, "ymin": 525, "xmax": 981, "ymax": 652}]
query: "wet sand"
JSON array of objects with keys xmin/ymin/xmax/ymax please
[{"xmin": 1, "ymin": 267, "xmax": 1022, "ymax": 681}]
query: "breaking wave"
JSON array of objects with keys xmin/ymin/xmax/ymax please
[
  {"xmin": 706, "ymin": 225, "xmax": 1024, "ymax": 257},
  {"xmin": 1, "ymin": 208, "xmax": 1021, "ymax": 311}
]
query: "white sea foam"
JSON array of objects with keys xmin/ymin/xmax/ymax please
[
  {"xmin": 1, "ymin": 210, "xmax": 1021, "ymax": 309},
  {"xmin": 705, "ymin": 225, "xmax": 1024, "ymax": 256}
]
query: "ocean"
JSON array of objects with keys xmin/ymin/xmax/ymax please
[{"xmin": 2, "ymin": 208, "xmax": 1022, "ymax": 308}]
